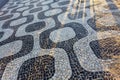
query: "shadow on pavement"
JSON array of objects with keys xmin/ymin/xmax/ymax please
[{"xmin": 0, "ymin": 0, "xmax": 9, "ymax": 9}]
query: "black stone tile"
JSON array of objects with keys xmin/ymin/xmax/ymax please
[
  {"xmin": 0, "ymin": 32, "xmax": 4, "ymax": 39},
  {"xmin": 58, "ymin": 1, "xmax": 70, "ymax": 6},
  {"xmin": 25, "ymin": 21, "xmax": 46, "ymax": 32},
  {"xmin": 29, "ymin": 7, "xmax": 42, "ymax": 13},
  {"xmin": 90, "ymin": 37, "xmax": 120, "ymax": 60},
  {"xmin": 0, "ymin": 14, "xmax": 13, "ymax": 21},
  {"xmin": 17, "ymin": 55, "xmax": 55, "ymax": 80}
]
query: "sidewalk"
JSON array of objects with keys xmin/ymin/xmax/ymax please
[{"xmin": 0, "ymin": 0, "xmax": 120, "ymax": 80}]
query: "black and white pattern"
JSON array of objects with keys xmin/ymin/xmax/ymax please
[{"xmin": 0, "ymin": 0, "xmax": 120, "ymax": 80}]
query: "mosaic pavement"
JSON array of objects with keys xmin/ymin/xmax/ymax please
[{"xmin": 0, "ymin": 0, "xmax": 120, "ymax": 80}]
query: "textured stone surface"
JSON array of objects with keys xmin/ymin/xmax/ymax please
[
  {"xmin": 50, "ymin": 27, "xmax": 76, "ymax": 43},
  {"xmin": 0, "ymin": 0, "xmax": 120, "ymax": 80},
  {"xmin": 17, "ymin": 55, "xmax": 55, "ymax": 80},
  {"xmin": 25, "ymin": 21, "xmax": 46, "ymax": 32},
  {"xmin": 10, "ymin": 17, "xmax": 27, "ymax": 26},
  {"xmin": 0, "ymin": 40, "xmax": 22, "ymax": 59}
]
